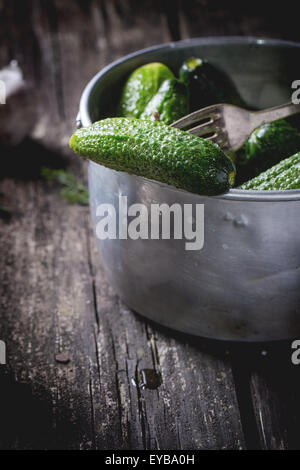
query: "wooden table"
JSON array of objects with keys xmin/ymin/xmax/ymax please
[{"xmin": 0, "ymin": 0, "xmax": 300, "ymax": 450}]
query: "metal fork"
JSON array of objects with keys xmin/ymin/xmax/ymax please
[{"xmin": 171, "ymin": 102, "xmax": 300, "ymax": 153}]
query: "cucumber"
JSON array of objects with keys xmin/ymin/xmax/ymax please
[
  {"xmin": 70, "ymin": 118, "xmax": 235, "ymax": 196},
  {"xmin": 118, "ymin": 62, "xmax": 174, "ymax": 118},
  {"xmin": 236, "ymin": 119, "xmax": 300, "ymax": 184},
  {"xmin": 179, "ymin": 57, "xmax": 244, "ymax": 112},
  {"xmin": 239, "ymin": 152, "xmax": 300, "ymax": 190},
  {"xmin": 140, "ymin": 78, "xmax": 189, "ymax": 125}
]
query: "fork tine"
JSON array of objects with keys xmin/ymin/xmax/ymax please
[
  {"xmin": 171, "ymin": 112, "xmax": 211, "ymax": 129},
  {"xmin": 171, "ymin": 104, "xmax": 220, "ymax": 129},
  {"xmin": 206, "ymin": 132, "xmax": 228, "ymax": 149},
  {"xmin": 189, "ymin": 121, "xmax": 220, "ymax": 137},
  {"xmin": 205, "ymin": 134, "xmax": 217, "ymax": 141}
]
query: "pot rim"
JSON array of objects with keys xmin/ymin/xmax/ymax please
[{"xmin": 79, "ymin": 36, "xmax": 300, "ymax": 202}]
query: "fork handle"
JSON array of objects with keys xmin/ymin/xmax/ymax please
[{"xmin": 250, "ymin": 102, "xmax": 300, "ymax": 130}]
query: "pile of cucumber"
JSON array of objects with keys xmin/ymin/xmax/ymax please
[
  {"xmin": 118, "ymin": 59, "xmax": 300, "ymax": 191},
  {"xmin": 70, "ymin": 58, "xmax": 300, "ymax": 195}
]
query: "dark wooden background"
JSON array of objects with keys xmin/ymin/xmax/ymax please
[{"xmin": 0, "ymin": 0, "xmax": 300, "ymax": 450}]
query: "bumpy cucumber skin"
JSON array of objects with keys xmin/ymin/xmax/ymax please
[
  {"xmin": 118, "ymin": 63, "xmax": 174, "ymax": 118},
  {"xmin": 236, "ymin": 120, "xmax": 300, "ymax": 183},
  {"xmin": 239, "ymin": 152, "xmax": 300, "ymax": 190},
  {"xmin": 70, "ymin": 118, "xmax": 235, "ymax": 196},
  {"xmin": 179, "ymin": 57, "xmax": 243, "ymax": 112},
  {"xmin": 140, "ymin": 79, "xmax": 189, "ymax": 125}
]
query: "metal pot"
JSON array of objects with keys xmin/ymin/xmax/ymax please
[{"xmin": 78, "ymin": 37, "xmax": 300, "ymax": 341}]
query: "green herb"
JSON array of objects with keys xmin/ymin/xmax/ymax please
[{"xmin": 41, "ymin": 168, "xmax": 89, "ymax": 205}]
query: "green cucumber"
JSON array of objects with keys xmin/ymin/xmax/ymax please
[
  {"xmin": 70, "ymin": 118, "xmax": 235, "ymax": 196},
  {"xmin": 140, "ymin": 78, "xmax": 189, "ymax": 125},
  {"xmin": 179, "ymin": 57, "xmax": 244, "ymax": 112},
  {"xmin": 236, "ymin": 119, "xmax": 300, "ymax": 184},
  {"xmin": 118, "ymin": 62, "xmax": 174, "ymax": 118},
  {"xmin": 239, "ymin": 152, "xmax": 300, "ymax": 190}
]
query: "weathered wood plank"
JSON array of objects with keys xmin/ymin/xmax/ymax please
[
  {"xmin": 0, "ymin": 0, "xmax": 106, "ymax": 450},
  {"xmin": 0, "ymin": 178, "xmax": 97, "ymax": 449},
  {"xmin": 248, "ymin": 343, "xmax": 300, "ymax": 450},
  {"xmin": 178, "ymin": 0, "xmax": 300, "ymax": 42}
]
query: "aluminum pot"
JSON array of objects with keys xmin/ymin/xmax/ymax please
[{"xmin": 78, "ymin": 37, "xmax": 300, "ymax": 341}]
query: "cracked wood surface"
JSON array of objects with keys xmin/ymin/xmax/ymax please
[{"xmin": 0, "ymin": 0, "xmax": 300, "ymax": 450}]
